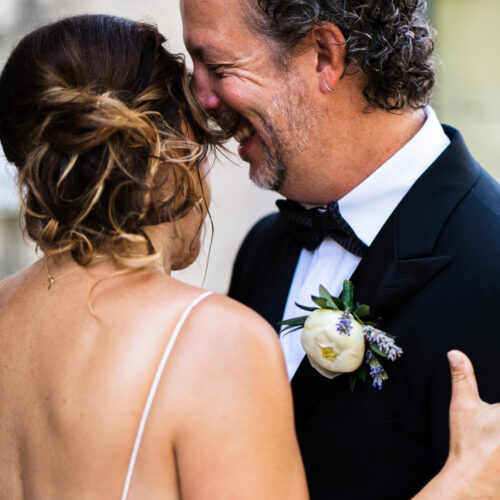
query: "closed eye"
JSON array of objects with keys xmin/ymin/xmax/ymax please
[{"xmin": 206, "ymin": 63, "xmax": 232, "ymax": 79}]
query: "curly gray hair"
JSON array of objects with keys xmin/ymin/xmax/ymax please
[{"xmin": 249, "ymin": 0, "xmax": 435, "ymax": 111}]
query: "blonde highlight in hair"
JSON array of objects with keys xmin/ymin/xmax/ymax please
[{"xmin": 0, "ymin": 15, "xmax": 222, "ymax": 273}]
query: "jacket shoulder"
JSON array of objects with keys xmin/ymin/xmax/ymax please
[
  {"xmin": 228, "ymin": 212, "xmax": 290, "ymax": 301},
  {"xmin": 234, "ymin": 212, "xmax": 288, "ymax": 262}
]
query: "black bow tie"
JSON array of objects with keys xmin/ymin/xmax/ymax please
[{"xmin": 276, "ymin": 199, "xmax": 368, "ymax": 256}]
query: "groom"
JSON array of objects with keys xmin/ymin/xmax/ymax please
[{"xmin": 182, "ymin": 0, "xmax": 500, "ymax": 498}]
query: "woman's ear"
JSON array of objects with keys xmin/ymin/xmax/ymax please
[{"xmin": 311, "ymin": 24, "xmax": 347, "ymax": 93}]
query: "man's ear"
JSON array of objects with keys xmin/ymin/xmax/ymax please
[{"xmin": 311, "ymin": 24, "xmax": 347, "ymax": 93}]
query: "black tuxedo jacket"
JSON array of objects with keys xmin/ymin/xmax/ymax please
[{"xmin": 228, "ymin": 127, "xmax": 500, "ymax": 499}]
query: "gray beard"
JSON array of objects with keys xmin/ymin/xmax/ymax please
[
  {"xmin": 250, "ymin": 77, "xmax": 316, "ymax": 192},
  {"xmin": 249, "ymin": 117, "xmax": 287, "ymax": 191}
]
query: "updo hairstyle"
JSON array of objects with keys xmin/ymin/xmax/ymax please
[{"xmin": 0, "ymin": 15, "xmax": 218, "ymax": 268}]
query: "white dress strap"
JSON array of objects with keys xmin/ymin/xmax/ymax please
[{"xmin": 120, "ymin": 291, "xmax": 213, "ymax": 500}]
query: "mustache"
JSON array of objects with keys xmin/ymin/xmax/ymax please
[{"xmin": 210, "ymin": 108, "xmax": 240, "ymax": 135}]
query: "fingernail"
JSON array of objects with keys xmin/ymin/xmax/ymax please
[{"xmin": 447, "ymin": 350, "xmax": 462, "ymax": 368}]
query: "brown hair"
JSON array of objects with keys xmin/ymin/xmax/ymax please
[{"xmin": 0, "ymin": 14, "xmax": 219, "ymax": 268}]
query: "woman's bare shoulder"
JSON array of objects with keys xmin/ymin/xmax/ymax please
[
  {"xmin": 137, "ymin": 274, "xmax": 279, "ymax": 346},
  {"xmin": 163, "ymin": 289, "xmax": 288, "ymax": 407},
  {"xmin": 104, "ymin": 273, "xmax": 283, "ymax": 365},
  {"xmin": 155, "ymin": 290, "xmax": 306, "ymax": 500},
  {"xmin": 195, "ymin": 292, "xmax": 275, "ymax": 333},
  {"xmin": 184, "ymin": 291, "xmax": 282, "ymax": 361}
]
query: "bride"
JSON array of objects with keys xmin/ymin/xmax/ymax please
[{"xmin": 0, "ymin": 14, "xmax": 498, "ymax": 499}]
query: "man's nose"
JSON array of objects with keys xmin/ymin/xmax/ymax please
[{"xmin": 193, "ymin": 70, "xmax": 221, "ymax": 110}]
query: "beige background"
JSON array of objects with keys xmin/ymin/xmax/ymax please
[
  {"xmin": 0, "ymin": 0, "xmax": 499, "ymax": 292},
  {"xmin": 433, "ymin": 0, "xmax": 500, "ymax": 174}
]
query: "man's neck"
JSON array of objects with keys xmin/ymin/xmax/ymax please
[{"xmin": 281, "ymin": 107, "xmax": 427, "ymax": 205}]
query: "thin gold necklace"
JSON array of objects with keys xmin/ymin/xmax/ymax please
[
  {"xmin": 45, "ymin": 257, "xmax": 86, "ymax": 290},
  {"xmin": 44, "ymin": 256, "xmax": 107, "ymax": 290},
  {"xmin": 45, "ymin": 256, "xmax": 168, "ymax": 290}
]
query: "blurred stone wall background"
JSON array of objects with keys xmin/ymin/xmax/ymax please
[{"xmin": 0, "ymin": 0, "xmax": 499, "ymax": 291}]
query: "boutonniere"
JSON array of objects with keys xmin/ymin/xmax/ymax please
[{"xmin": 279, "ymin": 280, "xmax": 403, "ymax": 391}]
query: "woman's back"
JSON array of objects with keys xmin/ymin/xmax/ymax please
[
  {"xmin": 0, "ymin": 259, "xmax": 189, "ymax": 498},
  {"xmin": 0, "ymin": 258, "xmax": 307, "ymax": 499},
  {"xmin": 0, "ymin": 14, "xmax": 307, "ymax": 499}
]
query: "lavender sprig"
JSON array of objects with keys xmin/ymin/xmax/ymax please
[
  {"xmin": 363, "ymin": 325, "xmax": 403, "ymax": 361},
  {"xmin": 365, "ymin": 351, "xmax": 388, "ymax": 390},
  {"xmin": 336, "ymin": 311, "xmax": 353, "ymax": 336}
]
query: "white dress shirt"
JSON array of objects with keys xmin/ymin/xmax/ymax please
[{"xmin": 280, "ymin": 107, "xmax": 450, "ymax": 380}]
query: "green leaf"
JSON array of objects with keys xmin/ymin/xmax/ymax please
[
  {"xmin": 339, "ymin": 280, "xmax": 354, "ymax": 310},
  {"xmin": 319, "ymin": 284, "xmax": 333, "ymax": 301},
  {"xmin": 318, "ymin": 285, "xmax": 336, "ymax": 306},
  {"xmin": 318, "ymin": 285, "xmax": 339, "ymax": 310},
  {"xmin": 354, "ymin": 304, "xmax": 370, "ymax": 317},
  {"xmin": 280, "ymin": 325, "xmax": 302, "ymax": 334},
  {"xmin": 357, "ymin": 364, "xmax": 368, "ymax": 382},
  {"xmin": 277, "ymin": 315, "xmax": 309, "ymax": 327},
  {"xmin": 280, "ymin": 325, "xmax": 304, "ymax": 335},
  {"xmin": 295, "ymin": 303, "xmax": 318, "ymax": 312},
  {"xmin": 351, "ymin": 313, "xmax": 361, "ymax": 324},
  {"xmin": 311, "ymin": 296, "xmax": 332, "ymax": 309},
  {"xmin": 369, "ymin": 344, "xmax": 388, "ymax": 358},
  {"xmin": 331, "ymin": 296, "xmax": 346, "ymax": 311},
  {"xmin": 349, "ymin": 373, "xmax": 357, "ymax": 392}
]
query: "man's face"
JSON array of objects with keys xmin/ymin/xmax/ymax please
[{"xmin": 181, "ymin": 0, "xmax": 317, "ymax": 192}]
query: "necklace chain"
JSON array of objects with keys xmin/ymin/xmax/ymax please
[
  {"xmin": 45, "ymin": 257, "xmax": 86, "ymax": 290},
  {"xmin": 45, "ymin": 256, "xmax": 167, "ymax": 290}
]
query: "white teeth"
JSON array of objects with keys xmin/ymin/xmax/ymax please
[{"xmin": 234, "ymin": 124, "xmax": 254, "ymax": 143}]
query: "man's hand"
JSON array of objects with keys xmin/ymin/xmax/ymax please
[{"xmin": 415, "ymin": 350, "xmax": 500, "ymax": 499}]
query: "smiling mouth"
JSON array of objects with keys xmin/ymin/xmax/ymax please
[{"xmin": 234, "ymin": 119, "xmax": 256, "ymax": 144}]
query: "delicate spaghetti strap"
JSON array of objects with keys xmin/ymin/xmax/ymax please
[{"xmin": 120, "ymin": 291, "xmax": 212, "ymax": 500}]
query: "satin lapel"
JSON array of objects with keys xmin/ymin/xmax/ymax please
[
  {"xmin": 292, "ymin": 126, "xmax": 481, "ymax": 424},
  {"xmin": 358, "ymin": 126, "xmax": 480, "ymax": 317},
  {"xmin": 349, "ymin": 218, "xmax": 451, "ymax": 319}
]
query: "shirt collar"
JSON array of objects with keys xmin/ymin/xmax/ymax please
[{"xmin": 338, "ymin": 107, "xmax": 450, "ymax": 246}]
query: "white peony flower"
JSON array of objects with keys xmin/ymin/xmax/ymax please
[{"xmin": 301, "ymin": 309, "xmax": 365, "ymax": 379}]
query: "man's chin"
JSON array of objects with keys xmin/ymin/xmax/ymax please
[
  {"xmin": 238, "ymin": 133, "xmax": 286, "ymax": 191},
  {"xmin": 249, "ymin": 162, "xmax": 284, "ymax": 191}
]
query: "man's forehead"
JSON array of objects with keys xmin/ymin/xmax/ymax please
[
  {"xmin": 181, "ymin": 0, "xmax": 244, "ymax": 22},
  {"xmin": 181, "ymin": 0, "xmax": 252, "ymax": 32},
  {"xmin": 181, "ymin": 0, "xmax": 255, "ymax": 51}
]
